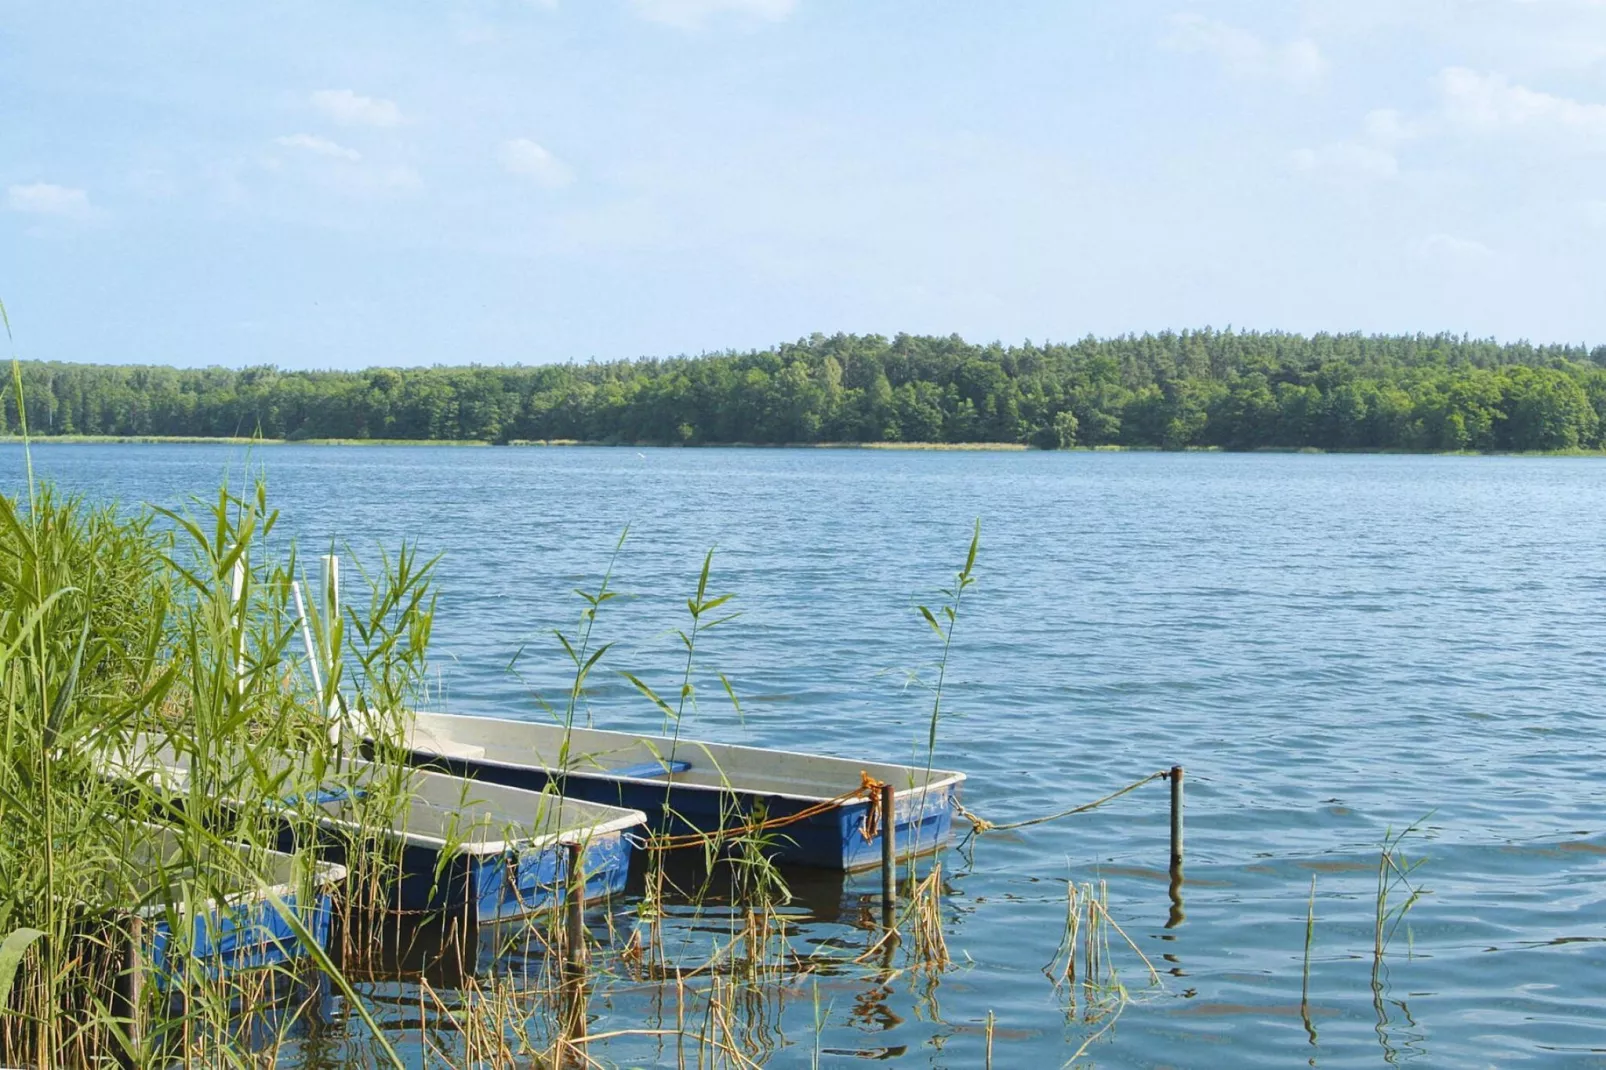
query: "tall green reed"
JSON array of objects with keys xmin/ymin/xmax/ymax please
[
  {"xmin": 0, "ymin": 478, "xmax": 175, "ymax": 1065},
  {"xmin": 914, "ymin": 520, "xmax": 979, "ymax": 772},
  {"xmin": 0, "ymin": 398, "xmax": 427, "ymax": 1066}
]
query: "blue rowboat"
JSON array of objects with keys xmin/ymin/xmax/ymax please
[
  {"xmin": 115, "ymin": 822, "xmax": 345, "ymax": 987},
  {"xmin": 304, "ymin": 763, "xmax": 644, "ymax": 924},
  {"xmin": 382, "ymin": 712, "xmax": 967, "ymax": 873},
  {"xmin": 115, "ymin": 740, "xmax": 645, "ymax": 926}
]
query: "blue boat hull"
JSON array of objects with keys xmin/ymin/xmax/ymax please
[
  {"xmin": 405, "ymin": 753, "xmax": 957, "ymax": 872},
  {"xmin": 321, "ymin": 829, "xmax": 632, "ymax": 924},
  {"xmin": 147, "ymin": 886, "xmax": 335, "ymax": 988}
]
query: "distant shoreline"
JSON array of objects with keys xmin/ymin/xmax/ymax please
[
  {"xmin": 0, "ymin": 435, "xmax": 494, "ymax": 447},
  {"xmin": 11, "ymin": 331, "xmax": 1606, "ymax": 453},
  {"xmin": 4, "ymin": 435, "xmax": 1606, "ymax": 457}
]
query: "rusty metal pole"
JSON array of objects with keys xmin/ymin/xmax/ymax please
[
  {"xmin": 1166, "ymin": 766, "xmax": 1186, "ymax": 928},
  {"xmin": 564, "ymin": 841, "xmax": 587, "ymax": 969},
  {"xmin": 112, "ymin": 914, "xmax": 144, "ymax": 1069},
  {"xmin": 1169, "ymin": 766, "xmax": 1184, "ymax": 873},
  {"xmin": 880, "ymin": 783, "xmax": 897, "ymax": 928}
]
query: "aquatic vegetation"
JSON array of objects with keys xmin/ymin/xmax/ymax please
[
  {"xmin": 1373, "ymin": 818, "xmax": 1432, "ymax": 972},
  {"xmin": 914, "ymin": 520, "xmax": 979, "ymax": 779},
  {"xmin": 1369, "ymin": 817, "xmax": 1432, "ymax": 1064},
  {"xmin": 0, "ymin": 472, "xmax": 360, "ymax": 1066},
  {"xmin": 1302, "ymin": 875, "xmax": 1317, "ymax": 1047},
  {"xmin": 1040, "ymin": 877, "xmax": 1163, "ymax": 1066}
]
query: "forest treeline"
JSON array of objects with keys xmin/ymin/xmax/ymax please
[{"xmin": 9, "ymin": 329, "xmax": 1606, "ymax": 451}]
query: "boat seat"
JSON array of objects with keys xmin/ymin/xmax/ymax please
[{"xmin": 407, "ymin": 724, "xmax": 488, "ymax": 761}]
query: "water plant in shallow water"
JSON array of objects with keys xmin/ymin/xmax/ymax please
[
  {"xmin": 1373, "ymin": 816, "xmax": 1431, "ymax": 972},
  {"xmin": 913, "ymin": 520, "xmax": 979, "ymax": 774},
  {"xmin": 1302, "ymin": 874, "xmax": 1318, "ymax": 1049},
  {"xmin": 1370, "ymin": 816, "xmax": 1432, "ymax": 1065},
  {"xmin": 1039, "ymin": 877, "xmax": 1163, "ymax": 1065}
]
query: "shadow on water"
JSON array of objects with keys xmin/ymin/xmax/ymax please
[
  {"xmin": 624, "ymin": 850, "xmax": 859, "ymax": 924},
  {"xmin": 273, "ymin": 849, "xmax": 914, "ymax": 1064}
]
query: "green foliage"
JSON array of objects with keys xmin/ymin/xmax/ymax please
[
  {"xmin": 0, "ymin": 462, "xmax": 428, "ymax": 1065},
  {"xmin": 915, "ymin": 522, "xmax": 979, "ymax": 764},
  {"xmin": 1048, "ymin": 410, "xmax": 1079, "ymax": 450},
  {"xmin": 14, "ymin": 328, "xmax": 1606, "ymax": 451}
]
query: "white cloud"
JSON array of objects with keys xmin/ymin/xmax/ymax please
[
  {"xmin": 7, "ymin": 182, "xmax": 92, "ymax": 219},
  {"xmin": 500, "ymin": 138, "xmax": 574, "ymax": 187},
  {"xmin": 1291, "ymin": 142, "xmax": 1399, "ymax": 182},
  {"xmin": 1293, "ymin": 108, "xmax": 1408, "ymax": 185},
  {"xmin": 1302, "ymin": 0, "xmax": 1606, "ymax": 72},
  {"xmin": 309, "ymin": 89, "xmax": 402, "ymax": 128},
  {"xmin": 1279, "ymin": 39, "xmax": 1329, "ymax": 86},
  {"xmin": 1315, "ymin": 69, "xmax": 1606, "ymax": 182},
  {"xmin": 250, "ymin": 135, "xmax": 421, "ymax": 201},
  {"xmin": 629, "ymin": 0, "xmax": 796, "ymax": 29},
  {"xmin": 275, "ymin": 133, "xmax": 361, "ymax": 161},
  {"xmin": 1163, "ymin": 14, "xmax": 1328, "ymax": 88},
  {"xmin": 1363, "ymin": 107, "xmax": 1418, "ymax": 146},
  {"xmin": 1418, "ymin": 232, "xmax": 1495, "ymax": 263},
  {"xmin": 1437, "ymin": 66, "xmax": 1606, "ymax": 141}
]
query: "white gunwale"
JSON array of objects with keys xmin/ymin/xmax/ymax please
[
  {"xmin": 116, "ymin": 821, "xmax": 346, "ymax": 925},
  {"xmin": 108, "ymin": 736, "xmax": 646, "ymax": 858},
  {"xmin": 402, "ymin": 710, "xmax": 967, "ymax": 809}
]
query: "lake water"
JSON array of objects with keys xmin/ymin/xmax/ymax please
[{"xmin": 10, "ymin": 444, "xmax": 1606, "ymax": 1068}]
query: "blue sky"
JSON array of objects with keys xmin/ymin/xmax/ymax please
[{"xmin": 4, "ymin": 1, "xmax": 1606, "ymax": 369}]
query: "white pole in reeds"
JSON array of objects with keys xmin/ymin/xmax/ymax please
[
  {"xmin": 292, "ymin": 581, "xmax": 324, "ymax": 700},
  {"xmin": 880, "ymin": 783, "xmax": 897, "ymax": 928},
  {"xmin": 229, "ymin": 561, "xmax": 246, "ymax": 695}
]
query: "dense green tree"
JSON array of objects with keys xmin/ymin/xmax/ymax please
[
  {"xmin": 1049, "ymin": 410, "xmax": 1079, "ymax": 450},
  {"xmin": 10, "ymin": 329, "xmax": 1606, "ymax": 452}
]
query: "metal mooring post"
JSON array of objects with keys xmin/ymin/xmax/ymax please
[
  {"xmin": 112, "ymin": 914, "xmax": 144, "ymax": 1069},
  {"xmin": 564, "ymin": 841, "xmax": 587, "ymax": 969},
  {"xmin": 880, "ymin": 783, "xmax": 897, "ymax": 928},
  {"xmin": 1168, "ymin": 766, "xmax": 1185, "ymax": 873}
]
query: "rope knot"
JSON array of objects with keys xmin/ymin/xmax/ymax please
[
  {"xmin": 858, "ymin": 772, "xmax": 886, "ymax": 842},
  {"xmin": 955, "ymin": 801, "xmax": 995, "ymax": 833}
]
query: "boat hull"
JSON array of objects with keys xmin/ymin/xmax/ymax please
[
  {"xmin": 405, "ymin": 752, "xmax": 957, "ymax": 873},
  {"xmin": 318, "ymin": 826, "xmax": 633, "ymax": 924},
  {"xmin": 148, "ymin": 884, "xmax": 335, "ymax": 986}
]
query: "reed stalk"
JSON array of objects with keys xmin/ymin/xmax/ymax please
[
  {"xmin": 1301, "ymin": 874, "xmax": 1317, "ymax": 1047},
  {"xmin": 0, "ymin": 359, "xmax": 433, "ymax": 1066}
]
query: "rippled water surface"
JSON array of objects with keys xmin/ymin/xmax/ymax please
[{"xmin": 12, "ymin": 445, "xmax": 1606, "ymax": 1068}]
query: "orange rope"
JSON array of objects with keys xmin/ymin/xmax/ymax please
[
  {"xmin": 640, "ymin": 772, "xmax": 886, "ymax": 853},
  {"xmin": 857, "ymin": 771, "xmax": 884, "ymax": 843}
]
